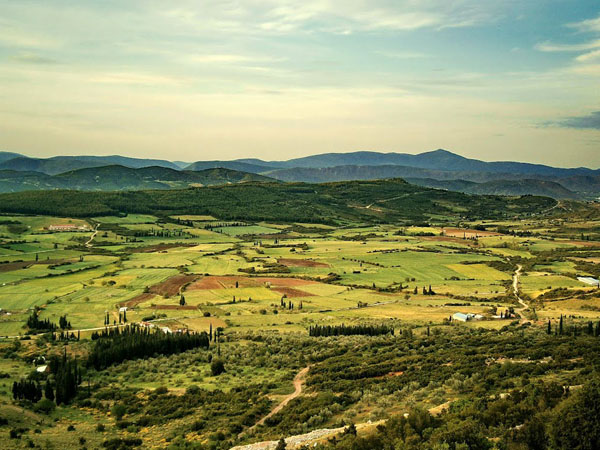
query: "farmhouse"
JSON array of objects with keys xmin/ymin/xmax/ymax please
[
  {"xmin": 453, "ymin": 313, "xmax": 484, "ymax": 322},
  {"xmin": 36, "ymin": 365, "xmax": 49, "ymax": 373},
  {"xmin": 47, "ymin": 224, "xmax": 90, "ymax": 232}
]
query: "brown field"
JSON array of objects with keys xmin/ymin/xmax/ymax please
[
  {"xmin": 119, "ymin": 292, "xmax": 156, "ymax": 308},
  {"xmin": 150, "ymin": 274, "xmax": 200, "ymax": 297},
  {"xmin": 153, "ymin": 304, "xmax": 198, "ymax": 310},
  {"xmin": 272, "ymin": 287, "xmax": 315, "ymax": 298},
  {"xmin": 0, "ymin": 261, "xmax": 32, "ymax": 272},
  {"xmin": 563, "ymin": 240, "xmax": 600, "ymax": 248},
  {"xmin": 278, "ymin": 258, "xmax": 329, "ymax": 268},
  {"xmin": 188, "ymin": 275, "xmax": 317, "ymax": 290}
]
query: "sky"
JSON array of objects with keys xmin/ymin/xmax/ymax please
[{"xmin": 0, "ymin": 0, "xmax": 599, "ymax": 167}]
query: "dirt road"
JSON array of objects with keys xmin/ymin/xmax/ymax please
[
  {"xmin": 513, "ymin": 265, "xmax": 530, "ymax": 321},
  {"xmin": 85, "ymin": 224, "xmax": 99, "ymax": 248},
  {"xmin": 253, "ymin": 366, "xmax": 309, "ymax": 428}
]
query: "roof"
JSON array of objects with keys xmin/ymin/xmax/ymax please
[{"xmin": 453, "ymin": 313, "xmax": 470, "ymax": 320}]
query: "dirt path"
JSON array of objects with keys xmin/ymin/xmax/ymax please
[
  {"xmin": 253, "ymin": 366, "xmax": 309, "ymax": 429},
  {"xmin": 263, "ymin": 367, "xmax": 308, "ymax": 421},
  {"xmin": 85, "ymin": 224, "xmax": 99, "ymax": 248},
  {"xmin": 513, "ymin": 265, "xmax": 530, "ymax": 322}
]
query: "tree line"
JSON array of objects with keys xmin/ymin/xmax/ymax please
[
  {"xmin": 309, "ymin": 324, "xmax": 394, "ymax": 337},
  {"xmin": 88, "ymin": 325, "xmax": 210, "ymax": 370}
]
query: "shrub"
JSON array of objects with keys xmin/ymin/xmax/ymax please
[
  {"xmin": 211, "ymin": 359, "xmax": 225, "ymax": 376},
  {"xmin": 33, "ymin": 398, "xmax": 56, "ymax": 414}
]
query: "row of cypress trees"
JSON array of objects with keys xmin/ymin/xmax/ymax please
[
  {"xmin": 309, "ymin": 324, "xmax": 394, "ymax": 337},
  {"xmin": 88, "ymin": 325, "xmax": 209, "ymax": 370},
  {"xmin": 548, "ymin": 315, "xmax": 600, "ymax": 337}
]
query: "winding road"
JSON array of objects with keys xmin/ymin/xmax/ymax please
[
  {"xmin": 85, "ymin": 224, "xmax": 99, "ymax": 248},
  {"xmin": 513, "ymin": 264, "xmax": 530, "ymax": 321},
  {"xmin": 241, "ymin": 366, "xmax": 309, "ymax": 438}
]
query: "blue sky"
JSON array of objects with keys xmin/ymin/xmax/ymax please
[{"xmin": 0, "ymin": 0, "xmax": 598, "ymax": 166}]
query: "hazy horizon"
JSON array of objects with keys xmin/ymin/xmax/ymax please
[{"xmin": 1, "ymin": 1, "xmax": 599, "ymax": 166}]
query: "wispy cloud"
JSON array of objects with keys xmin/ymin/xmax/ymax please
[
  {"xmin": 567, "ymin": 15, "xmax": 600, "ymax": 33},
  {"xmin": 576, "ymin": 49, "xmax": 600, "ymax": 62},
  {"xmin": 9, "ymin": 52, "xmax": 60, "ymax": 65},
  {"xmin": 376, "ymin": 50, "xmax": 429, "ymax": 59},
  {"xmin": 548, "ymin": 111, "xmax": 600, "ymax": 130},
  {"xmin": 535, "ymin": 39, "xmax": 600, "ymax": 52}
]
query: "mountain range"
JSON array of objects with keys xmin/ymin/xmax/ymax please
[
  {"xmin": 0, "ymin": 149, "xmax": 598, "ymax": 199},
  {"xmin": 0, "ymin": 166, "xmax": 273, "ymax": 192}
]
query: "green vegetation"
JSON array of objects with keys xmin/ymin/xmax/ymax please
[
  {"xmin": 0, "ymin": 179, "xmax": 555, "ymax": 223},
  {"xmin": 0, "ymin": 193, "xmax": 600, "ymax": 449}
]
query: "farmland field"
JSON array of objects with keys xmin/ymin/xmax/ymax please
[{"xmin": 2, "ymin": 211, "xmax": 600, "ymax": 449}]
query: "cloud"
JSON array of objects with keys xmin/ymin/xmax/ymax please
[
  {"xmin": 567, "ymin": 15, "xmax": 600, "ymax": 33},
  {"xmin": 376, "ymin": 50, "xmax": 429, "ymax": 59},
  {"xmin": 576, "ymin": 49, "xmax": 600, "ymax": 62},
  {"xmin": 535, "ymin": 39, "xmax": 600, "ymax": 52},
  {"xmin": 9, "ymin": 53, "xmax": 60, "ymax": 65},
  {"xmin": 549, "ymin": 111, "xmax": 600, "ymax": 130}
]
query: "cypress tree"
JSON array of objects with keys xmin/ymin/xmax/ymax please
[
  {"xmin": 559, "ymin": 315, "xmax": 564, "ymax": 335},
  {"xmin": 44, "ymin": 381, "xmax": 54, "ymax": 401}
]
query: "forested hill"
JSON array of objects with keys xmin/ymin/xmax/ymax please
[
  {"xmin": 0, "ymin": 166, "xmax": 275, "ymax": 193},
  {"xmin": 0, "ymin": 179, "xmax": 556, "ymax": 223}
]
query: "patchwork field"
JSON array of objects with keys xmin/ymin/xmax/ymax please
[
  {"xmin": 2, "ymin": 212, "xmax": 600, "ymax": 449},
  {"xmin": 0, "ymin": 214, "xmax": 598, "ymax": 338}
]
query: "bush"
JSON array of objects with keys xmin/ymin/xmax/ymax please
[
  {"xmin": 33, "ymin": 398, "xmax": 56, "ymax": 414},
  {"xmin": 111, "ymin": 403, "xmax": 127, "ymax": 420},
  {"xmin": 211, "ymin": 359, "xmax": 225, "ymax": 376}
]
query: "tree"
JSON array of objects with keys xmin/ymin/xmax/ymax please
[
  {"xmin": 549, "ymin": 378, "xmax": 600, "ymax": 449},
  {"xmin": 211, "ymin": 359, "xmax": 225, "ymax": 376},
  {"xmin": 180, "ymin": 295, "xmax": 186, "ymax": 306},
  {"xmin": 111, "ymin": 403, "xmax": 127, "ymax": 421},
  {"xmin": 344, "ymin": 423, "xmax": 357, "ymax": 436},
  {"xmin": 547, "ymin": 320, "xmax": 552, "ymax": 335},
  {"xmin": 44, "ymin": 381, "xmax": 54, "ymax": 401},
  {"xmin": 275, "ymin": 438, "xmax": 287, "ymax": 450},
  {"xmin": 559, "ymin": 315, "xmax": 564, "ymax": 335}
]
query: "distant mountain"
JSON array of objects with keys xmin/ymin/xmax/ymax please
[
  {"xmin": 263, "ymin": 164, "xmax": 506, "ymax": 183},
  {"xmin": 3, "ymin": 148, "xmax": 599, "ymax": 198},
  {"xmin": 0, "ymin": 155, "xmax": 180, "ymax": 175},
  {"xmin": 0, "ymin": 151, "xmax": 24, "ymax": 164},
  {"xmin": 263, "ymin": 149, "xmax": 597, "ymax": 177},
  {"xmin": 185, "ymin": 160, "xmax": 278, "ymax": 173},
  {"xmin": 406, "ymin": 178, "xmax": 579, "ymax": 199},
  {"xmin": 0, "ymin": 166, "xmax": 275, "ymax": 193}
]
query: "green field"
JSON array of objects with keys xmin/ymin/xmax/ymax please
[{"xmin": 2, "ymin": 212, "xmax": 600, "ymax": 449}]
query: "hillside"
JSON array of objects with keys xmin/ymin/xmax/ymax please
[
  {"xmin": 0, "ymin": 151, "xmax": 24, "ymax": 163},
  {"xmin": 0, "ymin": 166, "xmax": 274, "ymax": 193},
  {"xmin": 232, "ymin": 149, "xmax": 598, "ymax": 177},
  {"xmin": 2, "ymin": 149, "xmax": 599, "ymax": 198},
  {"xmin": 0, "ymin": 154, "xmax": 180, "ymax": 175},
  {"xmin": 185, "ymin": 160, "xmax": 278, "ymax": 173},
  {"xmin": 0, "ymin": 178, "xmax": 556, "ymax": 223},
  {"xmin": 406, "ymin": 178, "xmax": 579, "ymax": 199}
]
